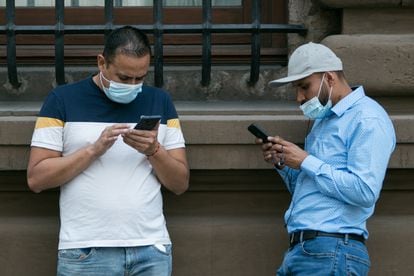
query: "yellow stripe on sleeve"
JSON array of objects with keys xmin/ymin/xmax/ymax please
[
  {"xmin": 167, "ymin": 118, "xmax": 181, "ymax": 129},
  {"xmin": 35, "ymin": 117, "xmax": 64, "ymax": 129}
]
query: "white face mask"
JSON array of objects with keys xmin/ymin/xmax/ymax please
[
  {"xmin": 300, "ymin": 73, "xmax": 333, "ymax": 119},
  {"xmin": 100, "ymin": 72, "xmax": 143, "ymax": 104}
]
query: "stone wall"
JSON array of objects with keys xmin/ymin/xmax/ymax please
[
  {"xmin": 288, "ymin": 0, "xmax": 414, "ymax": 97},
  {"xmin": 1, "ymin": 0, "xmax": 414, "ymax": 275}
]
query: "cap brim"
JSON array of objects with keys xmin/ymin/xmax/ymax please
[{"xmin": 268, "ymin": 72, "xmax": 312, "ymax": 88}]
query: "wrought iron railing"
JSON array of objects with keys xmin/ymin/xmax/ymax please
[{"xmin": 0, "ymin": 0, "xmax": 306, "ymax": 89}]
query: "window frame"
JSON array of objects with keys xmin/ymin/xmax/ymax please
[{"xmin": 0, "ymin": 0, "xmax": 288, "ymax": 65}]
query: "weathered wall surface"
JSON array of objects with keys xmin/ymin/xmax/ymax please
[{"xmin": 1, "ymin": 0, "xmax": 413, "ymax": 275}]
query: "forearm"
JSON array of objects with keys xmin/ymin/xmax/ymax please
[
  {"xmin": 147, "ymin": 147, "xmax": 189, "ymax": 195},
  {"xmin": 27, "ymin": 146, "xmax": 98, "ymax": 193}
]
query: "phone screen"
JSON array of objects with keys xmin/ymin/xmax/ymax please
[
  {"xmin": 134, "ymin": 115, "xmax": 161, "ymax": 130},
  {"xmin": 247, "ymin": 123, "xmax": 269, "ymax": 143}
]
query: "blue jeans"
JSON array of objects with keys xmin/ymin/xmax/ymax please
[
  {"xmin": 57, "ymin": 245, "xmax": 172, "ymax": 276},
  {"xmin": 276, "ymin": 236, "xmax": 370, "ymax": 276}
]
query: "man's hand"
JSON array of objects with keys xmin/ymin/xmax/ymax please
[
  {"xmin": 256, "ymin": 136, "xmax": 308, "ymax": 169},
  {"xmin": 123, "ymin": 122, "xmax": 190, "ymax": 195},
  {"xmin": 122, "ymin": 123, "xmax": 160, "ymax": 156},
  {"xmin": 91, "ymin": 124, "xmax": 131, "ymax": 157}
]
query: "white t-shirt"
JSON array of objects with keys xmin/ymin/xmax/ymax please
[{"xmin": 31, "ymin": 78, "xmax": 185, "ymax": 249}]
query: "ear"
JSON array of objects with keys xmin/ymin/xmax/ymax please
[
  {"xmin": 97, "ymin": 54, "xmax": 106, "ymax": 72},
  {"xmin": 325, "ymin": 72, "xmax": 336, "ymax": 87}
]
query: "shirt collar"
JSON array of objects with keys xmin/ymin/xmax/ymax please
[{"xmin": 331, "ymin": 86, "xmax": 365, "ymax": 117}]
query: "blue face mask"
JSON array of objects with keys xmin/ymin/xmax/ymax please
[
  {"xmin": 100, "ymin": 72, "xmax": 143, "ymax": 104},
  {"xmin": 300, "ymin": 73, "xmax": 333, "ymax": 119}
]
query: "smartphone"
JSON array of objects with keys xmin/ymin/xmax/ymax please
[
  {"xmin": 134, "ymin": 115, "xmax": 162, "ymax": 130},
  {"xmin": 247, "ymin": 123, "xmax": 270, "ymax": 143}
]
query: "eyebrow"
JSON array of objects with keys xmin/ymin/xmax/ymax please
[
  {"xmin": 296, "ymin": 78, "xmax": 312, "ymax": 86},
  {"xmin": 117, "ymin": 72, "xmax": 148, "ymax": 79}
]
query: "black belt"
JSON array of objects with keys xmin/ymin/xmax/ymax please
[{"xmin": 289, "ymin": 230, "xmax": 365, "ymax": 248}]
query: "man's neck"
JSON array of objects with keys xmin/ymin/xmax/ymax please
[{"xmin": 332, "ymin": 82, "xmax": 352, "ymax": 105}]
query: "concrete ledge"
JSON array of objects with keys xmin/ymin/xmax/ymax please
[
  {"xmin": 1, "ymin": 100, "xmax": 414, "ymax": 170},
  {"xmin": 0, "ymin": 145, "xmax": 412, "ymax": 172},
  {"xmin": 0, "ymin": 123, "xmax": 413, "ymax": 170},
  {"xmin": 322, "ymin": 34, "xmax": 414, "ymax": 96},
  {"xmin": 1, "ymin": 99, "xmax": 414, "ymax": 143},
  {"xmin": 343, "ymin": 8, "xmax": 414, "ymax": 34},
  {"xmin": 320, "ymin": 0, "xmax": 413, "ymax": 8}
]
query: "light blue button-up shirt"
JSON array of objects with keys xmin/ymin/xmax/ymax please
[{"xmin": 278, "ymin": 86, "xmax": 396, "ymax": 239}]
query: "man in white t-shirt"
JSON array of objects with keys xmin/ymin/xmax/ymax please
[{"xmin": 27, "ymin": 26, "xmax": 189, "ymax": 276}]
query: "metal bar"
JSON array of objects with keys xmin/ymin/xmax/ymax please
[
  {"xmin": 55, "ymin": 0, "xmax": 66, "ymax": 85},
  {"xmin": 104, "ymin": 0, "xmax": 114, "ymax": 39},
  {"xmin": 0, "ymin": 5, "xmax": 308, "ymax": 90},
  {"xmin": 5, "ymin": 0, "xmax": 20, "ymax": 88},
  {"xmin": 249, "ymin": 0, "xmax": 261, "ymax": 86},
  {"xmin": 201, "ymin": 0, "xmax": 212, "ymax": 87},
  {"xmin": 0, "ymin": 24, "xmax": 307, "ymax": 35},
  {"xmin": 153, "ymin": 0, "xmax": 164, "ymax": 88}
]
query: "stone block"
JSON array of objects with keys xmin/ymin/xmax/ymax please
[
  {"xmin": 0, "ymin": 66, "xmax": 293, "ymax": 102},
  {"xmin": 180, "ymin": 114, "xmax": 308, "ymax": 145},
  {"xmin": 403, "ymin": 0, "xmax": 414, "ymax": 7},
  {"xmin": 0, "ymin": 146, "xmax": 30, "ymax": 170},
  {"xmin": 0, "ymin": 217, "xmax": 59, "ymax": 276},
  {"xmin": 322, "ymin": 34, "xmax": 414, "ymax": 96},
  {"xmin": 319, "ymin": 0, "xmax": 401, "ymax": 8},
  {"xmin": 1, "ymin": 190, "xmax": 414, "ymax": 276},
  {"xmin": 1, "ymin": 100, "xmax": 414, "ymax": 170},
  {"xmin": 0, "ymin": 116, "xmax": 36, "ymax": 145},
  {"xmin": 343, "ymin": 8, "xmax": 414, "ymax": 34}
]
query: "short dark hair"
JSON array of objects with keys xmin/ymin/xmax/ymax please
[
  {"xmin": 315, "ymin": 71, "xmax": 346, "ymax": 81},
  {"xmin": 335, "ymin": 71, "xmax": 346, "ymax": 81},
  {"xmin": 103, "ymin": 26, "xmax": 152, "ymax": 64}
]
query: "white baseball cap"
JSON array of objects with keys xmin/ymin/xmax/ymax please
[{"xmin": 269, "ymin": 42, "xmax": 343, "ymax": 87}]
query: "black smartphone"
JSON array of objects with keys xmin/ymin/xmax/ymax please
[
  {"xmin": 134, "ymin": 115, "xmax": 162, "ymax": 130},
  {"xmin": 247, "ymin": 123, "xmax": 270, "ymax": 143}
]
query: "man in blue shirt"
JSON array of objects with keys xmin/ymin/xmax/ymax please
[{"xmin": 259, "ymin": 42, "xmax": 396, "ymax": 275}]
